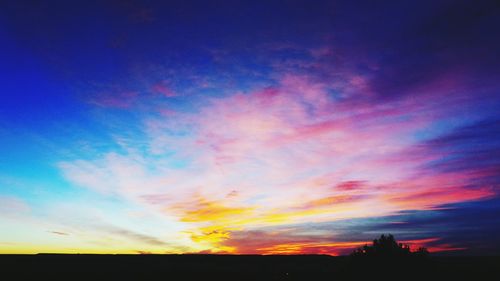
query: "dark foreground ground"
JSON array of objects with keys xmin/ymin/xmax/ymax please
[{"xmin": 1, "ymin": 254, "xmax": 499, "ymax": 280}]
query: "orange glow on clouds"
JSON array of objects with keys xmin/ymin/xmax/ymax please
[
  {"xmin": 3, "ymin": 75, "xmax": 493, "ymax": 255},
  {"xmin": 256, "ymin": 241, "xmax": 368, "ymax": 255}
]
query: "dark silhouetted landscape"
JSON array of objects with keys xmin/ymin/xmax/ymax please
[{"xmin": 2, "ymin": 235, "xmax": 499, "ymax": 280}]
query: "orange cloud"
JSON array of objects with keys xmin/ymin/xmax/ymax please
[
  {"xmin": 255, "ymin": 241, "xmax": 368, "ymax": 255},
  {"xmin": 179, "ymin": 198, "xmax": 254, "ymax": 223},
  {"xmin": 185, "ymin": 226, "xmax": 236, "ymax": 253}
]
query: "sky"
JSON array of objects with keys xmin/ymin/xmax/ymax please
[{"xmin": 0, "ymin": 0, "xmax": 499, "ymax": 255}]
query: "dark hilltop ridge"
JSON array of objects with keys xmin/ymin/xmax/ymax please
[{"xmin": 2, "ymin": 235, "xmax": 499, "ymax": 280}]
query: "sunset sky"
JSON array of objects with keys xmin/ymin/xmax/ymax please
[{"xmin": 1, "ymin": 0, "xmax": 499, "ymax": 255}]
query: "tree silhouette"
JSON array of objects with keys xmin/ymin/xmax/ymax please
[
  {"xmin": 342, "ymin": 234, "xmax": 431, "ymax": 279},
  {"xmin": 350, "ymin": 234, "xmax": 429, "ymax": 258}
]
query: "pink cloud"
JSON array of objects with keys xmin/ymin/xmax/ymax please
[
  {"xmin": 151, "ymin": 82, "xmax": 177, "ymax": 97},
  {"xmin": 90, "ymin": 91, "xmax": 139, "ymax": 108}
]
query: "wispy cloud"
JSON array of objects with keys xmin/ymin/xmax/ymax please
[
  {"xmin": 49, "ymin": 231, "xmax": 69, "ymax": 236},
  {"xmin": 0, "ymin": 196, "xmax": 30, "ymax": 218},
  {"xmin": 59, "ymin": 73, "xmax": 497, "ymax": 253}
]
